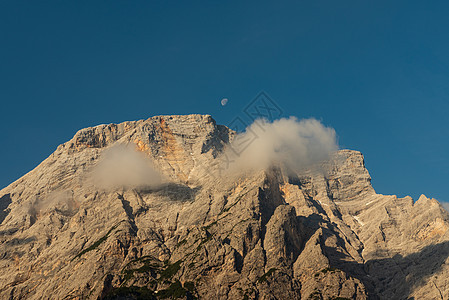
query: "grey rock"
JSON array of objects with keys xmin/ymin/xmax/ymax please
[{"xmin": 0, "ymin": 114, "xmax": 448, "ymax": 299}]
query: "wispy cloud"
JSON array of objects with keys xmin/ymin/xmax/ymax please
[
  {"xmin": 223, "ymin": 117, "xmax": 338, "ymax": 175},
  {"xmin": 441, "ymin": 201, "xmax": 449, "ymax": 212},
  {"xmin": 90, "ymin": 144, "xmax": 163, "ymax": 189}
]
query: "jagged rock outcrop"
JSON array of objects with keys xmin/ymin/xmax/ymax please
[{"xmin": 0, "ymin": 114, "xmax": 448, "ymax": 299}]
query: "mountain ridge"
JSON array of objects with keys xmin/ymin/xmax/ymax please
[{"xmin": 0, "ymin": 114, "xmax": 448, "ymax": 299}]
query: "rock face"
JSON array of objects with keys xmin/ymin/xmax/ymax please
[{"xmin": 0, "ymin": 114, "xmax": 448, "ymax": 299}]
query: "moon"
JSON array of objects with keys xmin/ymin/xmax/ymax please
[{"xmin": 221, "ymin": 98, "xmax": 228, "ymax": 106}]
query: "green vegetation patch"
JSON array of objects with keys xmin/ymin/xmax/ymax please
[
  {"xmin": 73, "ymin": 221, "xmax": 124, "ymax": 260},
  {"xmin": 257, "ymin": 268, "xmax": 277, "ymax": 283},
  {"xmin": 123, "ymin": 255, "xmax": 159, "ymax": 269},
  {"xmin": 159, "ymin": 260, "xmax": 183, "ymax": 281},
  {"xmin": 320, "ymin": 267, "xmax": 339, "ymax": 274},
  {"xmin": 183, "ymin": 281, "xmax": 195, "ymax": 292},
  {"xmin": 314, "ymin": 267, "xmax": 341, "ymax": 277},
  {"xmin": 158, "ymin": 280, "xmax": 196, "ymax": 299},
  {"xmin": 121, "ymin": 256, "xmax": 163, "ymax": 284},
  {"xmin": 122, "ymin": 269, "xmax": 135, "ymax": 282},
  {"xmin": 103, "ymin": 286, "xmax": 155, "ymax": 300},
  {"xmin": 120, "ymin": 257, "xmax": 183, "ymax": 284}
]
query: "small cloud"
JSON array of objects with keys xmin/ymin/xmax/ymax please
[
  {"xmin": 90, "ymin": 144, "xmax": 163, "ymax": 190},
  {"xmin": 25, "ymin": 190, "xmax": 77, "ymax": 217},
  {"xmin": 441, "ymin": 201, "xmax": 449, "ymax": 212}
]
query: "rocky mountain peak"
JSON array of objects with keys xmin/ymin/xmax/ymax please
[{"xmin": 0, "ymin": 114, "xmax": 448, "ymax": 299}]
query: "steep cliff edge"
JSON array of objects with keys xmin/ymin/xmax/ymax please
[{"xmin": 0, "ymin": 114, "xmax": 448, "ymax": 299}]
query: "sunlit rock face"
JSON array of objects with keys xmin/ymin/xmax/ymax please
[{"xmin": 0, "ymin": 114, "xmax": 448, "ymax": 299}]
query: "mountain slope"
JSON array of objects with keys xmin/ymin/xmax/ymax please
[{"xmin": 0, "ymin": 114, "xmax": 448, "ymax": 299}]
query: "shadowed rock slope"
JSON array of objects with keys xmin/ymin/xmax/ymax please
[{"xmin": 1, "ymin": 114, "xmax": 448, "ymax": 299}]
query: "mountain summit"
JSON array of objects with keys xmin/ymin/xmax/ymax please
[{"xmin": 1, "ymin": 114, "xmax": 448, "ymax": 299}]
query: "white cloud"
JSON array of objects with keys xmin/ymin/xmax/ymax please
[
  {"xmin": 222, "ymin": 117, "xmax": 338, "ymax": 175},
  {"xmin": 90, "ymin": 144, "xmax": 163, "ymax": 189}
]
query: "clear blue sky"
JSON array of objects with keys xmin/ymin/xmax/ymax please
[{"xmin": 1, "ymin": 1, "xmax": 448, "ymax": 204}]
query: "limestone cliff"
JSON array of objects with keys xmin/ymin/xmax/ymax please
[{"xmin": 0, "ymin": 114, "xmax": 448, "ymax": 300}]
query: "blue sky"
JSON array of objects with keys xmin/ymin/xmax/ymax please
[{"xmin": 1, "ymin": 1, "xmax": 448, "ymax": 204}]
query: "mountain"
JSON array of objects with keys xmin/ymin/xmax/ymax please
[{"xmin": 1, "ymin": 114, "xmax": 448, "ymax": 299}]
